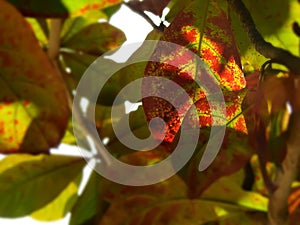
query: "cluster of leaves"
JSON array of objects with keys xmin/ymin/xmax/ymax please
[{"xmin": 0, "ymin": 0, "xmax": 299, "ymax": 224}]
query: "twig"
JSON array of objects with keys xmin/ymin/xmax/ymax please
[
  {"xmin": 124, "ymin": 2, "xmax": 165, "ymax": 32},
  {"xmin": 267, "ymin": 77, "xmax": 300, "ymax": 225},
  {"xmin": 227, "ymin": 0, "xmax": 300, "ymax": 74}
]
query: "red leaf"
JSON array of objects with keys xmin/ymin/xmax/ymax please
[{"xmin": 142, "ymin": 0, "xmax": 246, "ymax": 143}]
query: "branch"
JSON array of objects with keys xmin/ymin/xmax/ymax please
[
  {"xmin": 267, "ymin": 77, "xmax": 300, "ymax": 225},
  {"xmin": 227, "ymin": 0, "xmax": 300, "ymax": 74},
  {"xmin": 124, "ymin": 2, "xmax": 165, "ymax": 32},
  {"xmin": 267, "ymin": 111, "xmax": 300, "ymax": 225}
]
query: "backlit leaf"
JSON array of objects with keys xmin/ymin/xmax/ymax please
[
  {"xmin": 143, "ymin": 0, "xmax": 246, "ymax": 143},
  {"xmin": 0, "ymin": 154, "xmax": 85, "ymax": 217},
  {"xmin": 0, "ymin": 1, "xmax": 69, "ymax": 153},
  {"xmin": 30, "ymin": 173, "xmax": 82, "ymax": 221},
  {"xmin": 243, "ymin": 0, "xmax": 300, "ymax": 56}
]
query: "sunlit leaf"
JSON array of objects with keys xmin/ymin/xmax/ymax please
[
  {"xmin": 202, "ymin": 170, "xmax": 268, "ymax": 212},
  {"xmin": 0, "ymin": 154, "xmax": 85, "ymax": 217},
  {"xmin": 0, "ymin": 1, "xmax": 69, "ymax": 153},
  {"xmin": 30, "ymin": 173, "xmax": 82, "ymax": 221},
  {"xmin": 7, "ymin": 0, "xmax": 122, "ymax": 18},
  {"xmin": 26, "ymin": 18, "xmax": 48, "ymax": 47}
]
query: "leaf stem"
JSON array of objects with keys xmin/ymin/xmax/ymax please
[
  {"xmin": 47, "ymin": 19, "xmax": 112, "ymax": 165},
  {"xmin": 227, "ymin": 0, "xmax": 300, "ymax": 75},
  {"xmin": 48, "ymin": 19, "xmax": 62, "ymax": 60}
]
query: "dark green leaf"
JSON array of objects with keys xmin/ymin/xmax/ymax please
[{"xmin": 70, "ymin": 171, "xmax": 105, "ymax": 225}]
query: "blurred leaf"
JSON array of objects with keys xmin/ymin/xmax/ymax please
[
  {"xmin": 26, "ymin": 18, "xmax": 48, "ymax": 46},
  {"xmin": 70, "ymin": 171, "xmax": 105, "ymax": 225},
  {"xmin": 101, "ymin": 197, "xmax": 245, "ymax": 225},
  {"xmin": 60, "ymin": 22, "xmax": 126, "ymax": 85},
  {"xmin": 250, "ymin": 155, "xmax": 277, "ymax": 196},
  {"xmin": 104, "ymin": 171, "xmax": 188, "ymax": 203},
  {"xmin": 0, "ymin": 1, "xmax": 69, "ymax": 153},
  {"xmin": 102, "ymin": 3, "xmax": 122, "ymax": 18},
  {"xmin": 185, "ymin": 128, "xmax": 253, "ymax": 197},
  {"xmin": 202, "ymin": 170, "xmax": 268, "ymax": 212},
  {"xmin": 63, "ymin": 22, "xmax": 126, "ymax": 55},
  {"xmin": 30, "ymin": 173, "xmax": 82, "ymax": 221},
  {"xmin": 61, "ymin": 10, "xmax": 108, "ymax": 44},
  {"xmin": 61, "ymin": 52, "xmax": 97, "ymax": 81},
  {"xmin": 7, "ymin": 0, "xmax": 123, "ymax": 18},
  {"xmin": 0, "ymin": 154, "xmax": 85, "ymax": 217},
  {"xmin": 219, "ymin": 212, "xmax": 267, "ymax": 225}
]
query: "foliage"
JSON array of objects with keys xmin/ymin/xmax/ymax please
[{"xmin": 0, "ymin": 0, "xmax": 300, "ymax": 224}]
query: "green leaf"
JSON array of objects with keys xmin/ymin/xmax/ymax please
[
  {"xmin": 219, "ymin": 212, "xmax": 267, "ymax": 225},
  {"xmin": 244, "ymin": 0, "xmax": 300, "ymax": 56},
  {"xmin": 30, "ymin": 173, "xmax": 82, "ymax": 221},
  {"xmin": 7, "ymin": 0, "xmax": 123, "ymax": 18},
  {"xmin": 229, "ymin": 11, "xmax": 267, "ymax": 73},
  {"xmin": 61, "ymin": 10, "xmax": 108, "ymax": 44},
  {"xmin": 61, "ymin": 52, "xmax": 97, "ymax": 81},
  {"xmin": 60, "ymin": 22, "xmax": 126, "ymax": 85},
  {"xmin": 202, "ymin": 170, "xmax": 268, "ymax": 212},
  {"xmin": 0, "ymin": 154, "xmax": 85, "ymax": 217},
  {"xmin": 69, "ymin": 171, "xmax": 105, "ymax": 225},
  {"xmin": 26, "ymin": 18, "xmax": 48, "ymax": 47},
  {"xmin": 63, "ymin": 22, "xmax": 126, "ymax": 55},
  {"xmin": 0, "ymin": 1, "xmax": 70, "ymax": 153}
]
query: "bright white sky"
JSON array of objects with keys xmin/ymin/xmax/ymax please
[{"xmin": 0, "ymin": 5, "xmax": 152, "ymax": 225}]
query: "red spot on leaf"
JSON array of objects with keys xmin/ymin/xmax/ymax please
[
  {"xmin": 23, "ymin": 100, "xmax": 30, "ymax": 107},
  {"xmin": 8, "ymin": 136, "xmax": 13, "ymax": 142}
]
